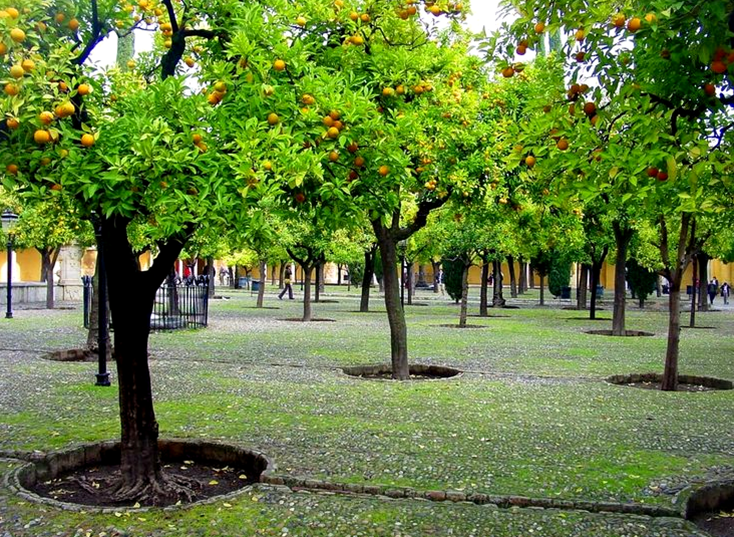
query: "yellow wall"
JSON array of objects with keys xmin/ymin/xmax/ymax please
[{"xmin": 0, "ymin": 248, "xmax": 42, "ymax": 282}]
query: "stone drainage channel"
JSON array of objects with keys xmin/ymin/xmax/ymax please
[{"xmin": 1, "ymin": 439, "xmax": 733, "ymax": 528}]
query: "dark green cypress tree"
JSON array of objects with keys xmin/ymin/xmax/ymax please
[{"xmin": 443, "ymin": 258, "xmax": 464, "ymax": 303}]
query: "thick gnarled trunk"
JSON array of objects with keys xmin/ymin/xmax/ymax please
[{"xmin": 101, "ymin": 216, "xmax": 189, "ymax": 502}]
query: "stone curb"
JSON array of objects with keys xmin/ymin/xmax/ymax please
[
  {"xmin": 260, "ymin": 474, "xmax": 681, "ymax": 518},
  {"xmin": 1, "ymin": 440, "xmax": 271, "ymax": 514}
]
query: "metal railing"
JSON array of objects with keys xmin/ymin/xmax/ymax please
[{"xmin": 83, "ymin": 276, "xmax": 209, "ymax": 331}]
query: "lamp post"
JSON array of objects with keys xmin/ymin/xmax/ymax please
[
  {"xmin": 1, "ymin": 209, "xmax": 18, "ymax": 319},
  {"xmin": 94, "ymin": 217, "xmax": 110, "ymax": 387}
]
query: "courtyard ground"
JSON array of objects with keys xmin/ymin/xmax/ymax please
[{"xmin": 0, "ymin": 286, "xmax": 731, "ymax": 536}]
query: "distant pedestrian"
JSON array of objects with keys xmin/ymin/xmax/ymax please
[
  {"xmin": 436, "ymin": 267, "xmax": 445, "ymax": 296},
  {"xmin": 707, "ymin": 279, "xmax": 718, "ymax": 305},
  {"xmin": 279, "ymin": 267, "xmax": 294, "ymax": 300},
  {"xmin": 721, "ymin": 282, "xmax": 730, "ymax": 305}
]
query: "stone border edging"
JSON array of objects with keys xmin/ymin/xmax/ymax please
[
  {"xmin": 341, "ymin": 364, "xmax": 463, "ymax": 381},
  {"xmin": 1, "ymin": 439, "xmax": 272, "ymax": 513},
  {"xmin": 260, "ymin": 474, "xmax": 680, "ymax": 518},
  {"xmin": 607, "ymin": 373, "xmax": 733, "ymax": 391},
  {"xmin": 679, "ymin": 479, "xmax": 734, "ymax": 520}
]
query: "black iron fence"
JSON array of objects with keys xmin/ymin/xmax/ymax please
[{"xmin": 83, "ymin": 276, "xmax": 209, "ymax": 331}]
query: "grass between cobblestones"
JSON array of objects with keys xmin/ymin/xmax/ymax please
[{"xmin": 0, "ymin": 288, "xmax": 730, "ymax": 536}]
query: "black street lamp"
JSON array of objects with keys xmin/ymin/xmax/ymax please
[
  {"xmin": 1, "ymin": 209, "xmax": 18, "ymax": 319},
  {"xmin": 94, "ymin": 217, "xmax": 110, "ymax": 387}
]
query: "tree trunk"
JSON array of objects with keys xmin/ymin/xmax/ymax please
[
  {"xmin": 279, "ymin": 264, "xmax": 285, "ymax": 289},
  {"xmin": 612, "ymin": 223, "xmax": 633, "ymax": 336},
  {"xmin": 301, "ymin": 264, "xmax": 313, "ymax": 321},
  {"xmin": 256, "ymin": 259, "xmax": 266, "ymax": 308},
  {"xmin": 406, "ymin": 261, "xmax": 414, "ymax": 306},
  {"xmin": 697, "ymin": 252, "xmax": 709, "ymax": 312},
  {"xmin": 660, "ymin": 213, "xmax": 694, "ymax": 392},
  {"xmin": 589, "ymin": 261, "xmax": 601, "ymax": 320},
  {"xmin": 507, "ymin": 255, "xmax": 517, "ymax": 298},
  {"xmin": 40, "ymin": 247, "xmax": 60, "ymax": 310},
  {"xmin": 529, "ymin": 264, "xmax": 535, "ymax": 289},
  {"xmin": 518, "ymin": 258, "xmax": 527, "ymax": 294},
  {"xmin": 376, "ymin": 232, "xmax": 408, "ymax": 380},
  {"xmin": 539, "ymin": 273, "xmax": 545, "ymax": 305},
  {"xmin": 432, "ymin": 261, "xmax": 441, "ymax": 294},
  {"xmin": 101, "ymin": 216, "xmax": 189, "ymax": 503},
  {"xmin": 479, "ymin": 261, "xmax": 489, "ymax": 316},
  {"xmin": 360, "ymin": 247, "xmax": 376, "ymax": 313},
  {"xmin": 458, "ymin": 261, "xmax": 470, "ymax": 328},
  {"xmin": 492, "ymin": 260, "xmax": 505, "ymax": 307},
  {"xmin": 689, "ymin": 256, "xmax": 698, "ymax": 328},
  {"xmin": 661, "ymin": 284, "xmax": 682, "ymax": 391},
  {"xmin": 233, "ymin": 264, "xmax": 241, "ymax": 289},
  {"xmin": 314, "ymin": 261, "xmax": 321, "ymax": 303},
  {"xmin": 87, "ymin": 252, "xmax": 102, "ymax": 350},
  {"xmin": 337, "ymin": 264, "xmax": 342, "ymax": 286},
  {"xmin": 206, "ymin": 257, "xmax": 215, "ymax": 298},
  {"xmin": 577, "ymin": 264, "xmax": 589, "ymax": 310}
]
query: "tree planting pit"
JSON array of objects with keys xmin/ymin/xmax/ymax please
[
  {"xmin": 43, "ymin": 349, "xmax": 115, "ymax": 363},
  {"xmin": 279, "ymin": 318, "xmax": 336, "ymax": 323},
  {"xmin": 684, "ymin": 480, "xmax": 734, "ymax": 537},
  {"xmin": 434, "ymin": 324, "xmax": 487, "ymax": 329},
  {"xmin": 607, "ymin": 373, "xmax": 733, "ymax": 392},
  {"xmin": 343, "ymin": 364, "xmax": 462, "ymax": 381},
  {"xmin": 9, "ymin": 439, "xmax": 270, "ymax": 510},
  {"xmin": 585, "ymin": 329, "xmax": 654, "ymax": 337}
]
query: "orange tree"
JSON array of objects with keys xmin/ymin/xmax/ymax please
[
  {"xmin": 493, "ymin": 0, "xmax": 734, "ymax": 390},
  {"xmin": 0, "ymin": 0, "xmax": 298, "ymax": 503},
  {"xmin": 207, "ymin": 0, "xmax": 497, "ymax": 379}
]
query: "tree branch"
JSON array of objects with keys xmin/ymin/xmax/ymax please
[{"xmin": 73, "ymin": 0, "xmax": 106, "ymax": 65}]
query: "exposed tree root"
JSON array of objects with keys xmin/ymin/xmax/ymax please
[
  {"xmin": 74, "ymin": 469, "xmax": 202, "ymax": 506},
  {"xmin": 111, "ymin": 471, "xmax": 202, "ymax": 506}
]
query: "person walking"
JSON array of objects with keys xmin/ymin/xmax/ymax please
[
  {"xmin": 436, "ymin": 267, "xmax": 445, "ymax": 296},
  {"xmin": 721, "ymin": 281, "xmax": 730, "ymax": 305},
  {"xmin": 278, "ymin": 266, "xmax": 294, "ymax": 300},
  {"xmin": 707, "ymin": 279, "xmax": 718, "ymax": 306}
]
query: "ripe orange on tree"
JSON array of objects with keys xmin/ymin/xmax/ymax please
[
  {"xmin": 267, "ymin": 112, "xmax": 279, "ymax": 125},
  {"xmin": 627, "ymin": 17, "xmax": 641, "ymax": 32},
  {"xmin": 10, "ymin": 28, "xmax": 25, "ymax": 42},
  {"xmin": 77, "ymin": 83, "xmax": 91, "ymax": 96},
  {"xmin": 81, "ymin": 133, "xmax": 95, "ymax": 147},
  {"xmin": 21, "ymin": 59, "xmax": 35, "ymax": 72},
  {"xmin": 378, "ymin": 165, "xmax": 390, "ymax": 176},
  {"xmin": 534, "ymin": 22, "xmax": 545, "ymax": 33},
  {"xmin": 273, "ymin": 59, "xmax": 286, "ymax": 71},
  {"xmin": 34, "ymin": 129, "xmax": 51, "ymax": 144},
  {"xmin": 525, "ymin": 155, "xmax": 536, "ymax": 167},
  {"xmin": 6, "ymin": 117, "xmax": 19, "ymax": 129},
  {"xmin": 9, "ymin": 64, "xmax": 24, "ymax": 79},
  {"xmin": 711, "ymin": 61, "xmax": 727, "ymax": 74},
  {"xmin": 556, "ymin": 138, "xmax": 569, "ymax": 150},
  {"xmin": 39, "ymin": 111, "xmax": 55, "ymax": 124}
]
